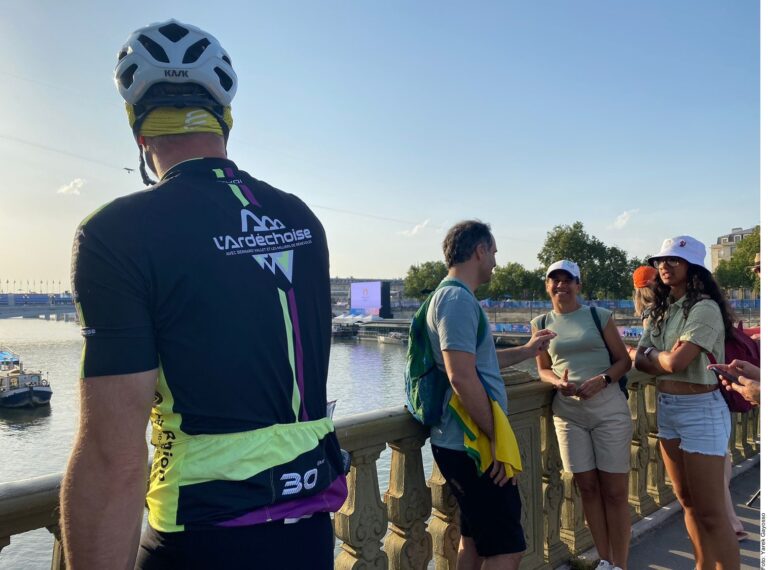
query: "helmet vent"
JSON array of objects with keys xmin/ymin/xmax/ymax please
[
  {"xmin": 222, "ymin": 55, "xmax": 232, "ymax": 65},
  {"xmin": 158, "ymin": 23, "xmax": 189, "ymax": 42},
  {"xmin": 138, "ymin": 34, "xmax": 170, "ymax": 63},
  {"xmin": 183, "ymin": 38, "xmax": 211, "ymax": 64},
  {"xmin": 214, "ymin": 67, "xmax": 234, "ymax": 91},
  {"xmin": 117, "ymin": 49, "xmax": 128, "ymax": 61},
  {"xmin": 119, "ymin": 64, "xmax": 138, "ymax": 89}
]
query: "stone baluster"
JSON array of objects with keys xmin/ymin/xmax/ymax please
[
  {"xmin": 559, "ymin": 471, "xmax": 592, "ymax": 553},
  {"xmin": 627, "ymin": 380, "xmax": 654, "ymax": 519},
  {"xmin": 383, "ymin": 436, "xmax": 432, "ymax": 570},
  {"xmin": 745, "ymin": 408, "xmax": 760, "ymax": 458},
  {"xmin": 335, "ymin": 444, "xmax": 388, "ymax": 570},
  {"xmin": 644, "ymin": 381, "xmax": 675, "ymax": 507},
  {"xmin": 741, "ymin": 409, "xmax": 759, "ymax": 460},
  {"xmin": 540, "ymin": 413, "xmax": 568, "ymax": 565},
  {"xmin": 730, "ymin": 414, "xmax": 746, "ymax": 464},
  {"xmin": 427, "ymin": 460, "xmax": 459, "ymax": 570},
  {"xmin": 47, "ymin": 524, "xmax": 66, "ymax": 570}
]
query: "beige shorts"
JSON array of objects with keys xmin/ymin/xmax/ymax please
[{"xmin": 552, "ymin": 383, "xmax": 632, "ymax": 474}]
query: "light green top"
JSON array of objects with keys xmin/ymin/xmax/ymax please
[
  {"xmin": 531, "ymin": 306, "xmax": 612, "ymax": 383},
  {"xmin": 639, "ymin": 297, "xmax": 724, "ymax": 385}
]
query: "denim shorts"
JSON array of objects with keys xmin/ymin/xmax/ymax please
[{"xmin": 657, "ymin": 389, "xmax": 731, "ymax": 456}]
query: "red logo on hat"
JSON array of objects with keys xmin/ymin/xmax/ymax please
[{"xmin": 679, "ymin": 240, "xmax": 686, "ymax": 247}]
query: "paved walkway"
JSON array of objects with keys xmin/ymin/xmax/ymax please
[{"xmin": 565, "ymin": 454, "xmax": 762, "ymax": 569}]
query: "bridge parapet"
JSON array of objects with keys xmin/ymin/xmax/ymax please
[{"xmin": 0, "ymin": 372, "xmax": 759, "ymax": 569}]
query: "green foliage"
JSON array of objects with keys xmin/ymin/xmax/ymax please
[
  {"xmin": 715, "ymin": 226, "xmax": 760, "ymax": 290},
  {"xmin": 403, "ymin": 261, "xmax": 448, "ymax": 301},
  {"xmin": 537, "ymin": 221, "xmax": 635, "ymax": 299},
  {"xmin": 487, "ymin": 262, "xmax": 546, "ymax": 300},
  {"xmin": 402, "ymin": 222, "xmax": 657, "ymax": 302}
]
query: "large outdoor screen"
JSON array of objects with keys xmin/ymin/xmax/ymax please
[{"xmin": 350, "ymin": 281, "xmax": 382, "ymax": 316}]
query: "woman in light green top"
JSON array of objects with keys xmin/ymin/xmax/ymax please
[
  {"xmin": 635, "ymin": 235, "xmax": 738, "ymax": 569},
  {"xmin": 533, "ymin": 260, "xmax": 632, "ymax": 570}
]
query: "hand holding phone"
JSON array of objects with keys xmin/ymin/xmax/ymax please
[{"xmin": 707, "ymin": 365, "xmax": 742, "ymax": 385}]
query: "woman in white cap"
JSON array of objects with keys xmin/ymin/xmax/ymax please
[
  {"xmin": 635, "ymin": 236, "xmax": 739, "ymax": 568},
  {"xmin": 532, "ymin": 260, "xmax": 632, "ymax": 570}
]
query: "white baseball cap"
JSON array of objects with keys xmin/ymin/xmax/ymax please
[
  {"xmin": 546, "ymin": 260, "xmax": 581, "ymax": 281},
  {"xmin": 648, "ymin": 236, "xmax": 707, "ymax": 270}
]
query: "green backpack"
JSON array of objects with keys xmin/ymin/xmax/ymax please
[{"xmin": 404, "ymin": 279, "xmax": 486, "ymax": 425}]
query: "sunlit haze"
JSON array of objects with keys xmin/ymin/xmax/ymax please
[{"xmin": 0, "ymin": 1, "xmax": 759, "ymax": 290}]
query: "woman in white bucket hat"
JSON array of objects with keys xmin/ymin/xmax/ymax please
[{"xmin": 635, "ymin": 236, "xmax": 739, "ymax": 568}]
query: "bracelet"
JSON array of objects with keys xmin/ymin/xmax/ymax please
[{"xmin": 643, "ymin": 346, "xmax": 655, "ymax": 357}]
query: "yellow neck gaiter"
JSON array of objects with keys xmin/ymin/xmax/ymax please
[{"xmin": 126, "ymin": 105, "xmax": 233, "ymax": 137}]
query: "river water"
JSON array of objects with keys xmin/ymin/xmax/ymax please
[
  {"xmin": 0, "ymin": 319, "xmax": 424, "ymax": 569},
  {"xmin": 0, "ymin": 318, "xmax": 541, "ymax": 568}
]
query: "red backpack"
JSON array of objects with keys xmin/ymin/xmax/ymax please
[{"xmin": 706, "ymin": 321, "xmax": 760, "ymax": 413}]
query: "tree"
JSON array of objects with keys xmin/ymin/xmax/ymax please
[
  {"xmin": 403, "ymin": 261, "xmax": 448, "ymax": 301},
  {"xmin": 715, "ymin": 226, "xmax": 760, "ymax": 290},
  {"xmin": 537, "ymin": 221, "xmax": 635, "ymax": 299},
  {"xmin": 487, "ymin": 263, "xmax": 546, "ymax": 300}
]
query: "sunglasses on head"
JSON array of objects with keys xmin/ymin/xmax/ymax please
[{"xmin": 652, "ymin": 257, "xmax": 682, "ymax": 269}]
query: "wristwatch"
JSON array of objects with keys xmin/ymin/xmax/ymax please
[
  {"xmin": 601, "ymin": 374, "xmax": 613, "ymax": 386},
  {"xmin": 643, "ymin": 346, "xmax": 655, "ymax": 357}
]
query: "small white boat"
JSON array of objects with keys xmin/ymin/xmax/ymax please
[
  {"xmin": 0, "ymin": 348, "xmax": 52, "ymax": 408},
  {"xmin": 377, "ymin": 332, "xmax": 408, "ymax": 345}
]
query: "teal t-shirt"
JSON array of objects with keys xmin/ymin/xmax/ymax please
[
  {"xmin": 531, "ymin": 305, "xmax": 612, "ymax": 383},
  {"xmin": 427, "ymin": 279, "xmax": 506, "ymax": 451}
]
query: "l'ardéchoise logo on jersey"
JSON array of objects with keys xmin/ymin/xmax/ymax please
[{"xmin": 212, "ymin": 209, "xmax": 314, "ymax": 283}]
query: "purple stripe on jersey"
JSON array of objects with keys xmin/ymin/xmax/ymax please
[
  {"xmin": 287, "ymin": 288, "xmax": 308, "ymax": 421},
  {"xmin": 224, "ymin": 167, "xmax": 235, "ymax": 178},
  {"xmin": 216, "ymin": 475, "xmax": 347, "ymax": 527},
  {"xmin": 239, "ymin": 184, "xmax": 261, "ymax": 207}
]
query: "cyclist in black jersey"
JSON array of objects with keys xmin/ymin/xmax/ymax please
[{"xmin": 60, "ymin": 19, "xmax": 347, "ymax": 570}]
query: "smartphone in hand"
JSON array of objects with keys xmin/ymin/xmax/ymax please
[{"xmin": 708, "ymin": 365, "xmax": 742, "ymax": 385}]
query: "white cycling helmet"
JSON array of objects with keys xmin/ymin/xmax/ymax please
[{"xmin": 115, "ymin": 19, "xmax": 237, "ymax": 107}]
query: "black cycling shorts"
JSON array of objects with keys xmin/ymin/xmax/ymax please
[
  {"xmin": 135, "ymin": 512, "xmax": 334, "ymax": 570},
  {"xmin": 432, "ymin": 445, "xmax": 526, "ymax": 557}
]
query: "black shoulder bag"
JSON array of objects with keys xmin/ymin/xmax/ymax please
[{"xmin": 588, "ymin": 306, "xmax": 629, "ymax": 399}]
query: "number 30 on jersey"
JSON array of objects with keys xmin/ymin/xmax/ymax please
[{"xmin": 280, "ymin": 468, "xmax": 319, "ymax": 496}]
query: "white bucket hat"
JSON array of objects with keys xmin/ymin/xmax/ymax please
[
  {"xmin": 648, "ymin": 236, "xmax": 707, "ymax": 270},
  {"xmin": 546, "ymin": 259, "xmax": 581, "ymax": 281}
]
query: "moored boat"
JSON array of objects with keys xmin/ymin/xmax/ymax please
[
  {"xmin": 0, "ymin": 349, "xmax": 52, "ymax": 408},
  {"xmin": 377, "ymin": 332, "xmax": 407, "ymax": 345}
]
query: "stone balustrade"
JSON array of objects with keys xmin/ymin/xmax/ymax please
[{"xmin": 0, "ymin": 370, "xmax": 759, "ymax": 570}]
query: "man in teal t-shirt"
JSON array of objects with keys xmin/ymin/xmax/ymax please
[{"xmin": 427, "ymin": 220, "xmax": 554, "ymax": 569}]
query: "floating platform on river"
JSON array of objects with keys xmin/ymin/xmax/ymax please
[{"xmin": 0, "ymin": 349, "xmax": 51, "ymax": 408}]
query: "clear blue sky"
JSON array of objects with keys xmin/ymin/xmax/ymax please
[{"xmin": 0, "ymin": 1, "xmax": 759, "ymax": 290}]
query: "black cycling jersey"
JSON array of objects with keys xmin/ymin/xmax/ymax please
[{"xmin": 71, "ymin": 157, "xmax": 346, "ymax": 532}]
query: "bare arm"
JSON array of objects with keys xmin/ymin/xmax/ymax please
[
  {"xmin": 443, "ymin": 350, "xmax": 494, "ymax": 438},
  {"xmin": 713, "ymin": 358, "xmax": 760, "ymax": 383},
  {"xmin": 443, "ymin": 349, "xmax": 512, "ymax": 486},
  {"xmin": 636, "ymin": 340, "xmax": 702, "ymax": 375},
  {"xmin": 497, "ymin": 329, "xmax": 557, "ymax": 369},
  {"xmin": 532, "ymin": 326, "xmax": 576, "ymax": 396},
  {"xmin": 723, "ymin": 377, "xmax": 760, "ymax": 406},
  {"xmin": 576, "ymin": 317, "xmax": 632, "ymax": 399},
  {"xmin": 61, "ymin": 369, "xmax": 158, "ymax": 570}
]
